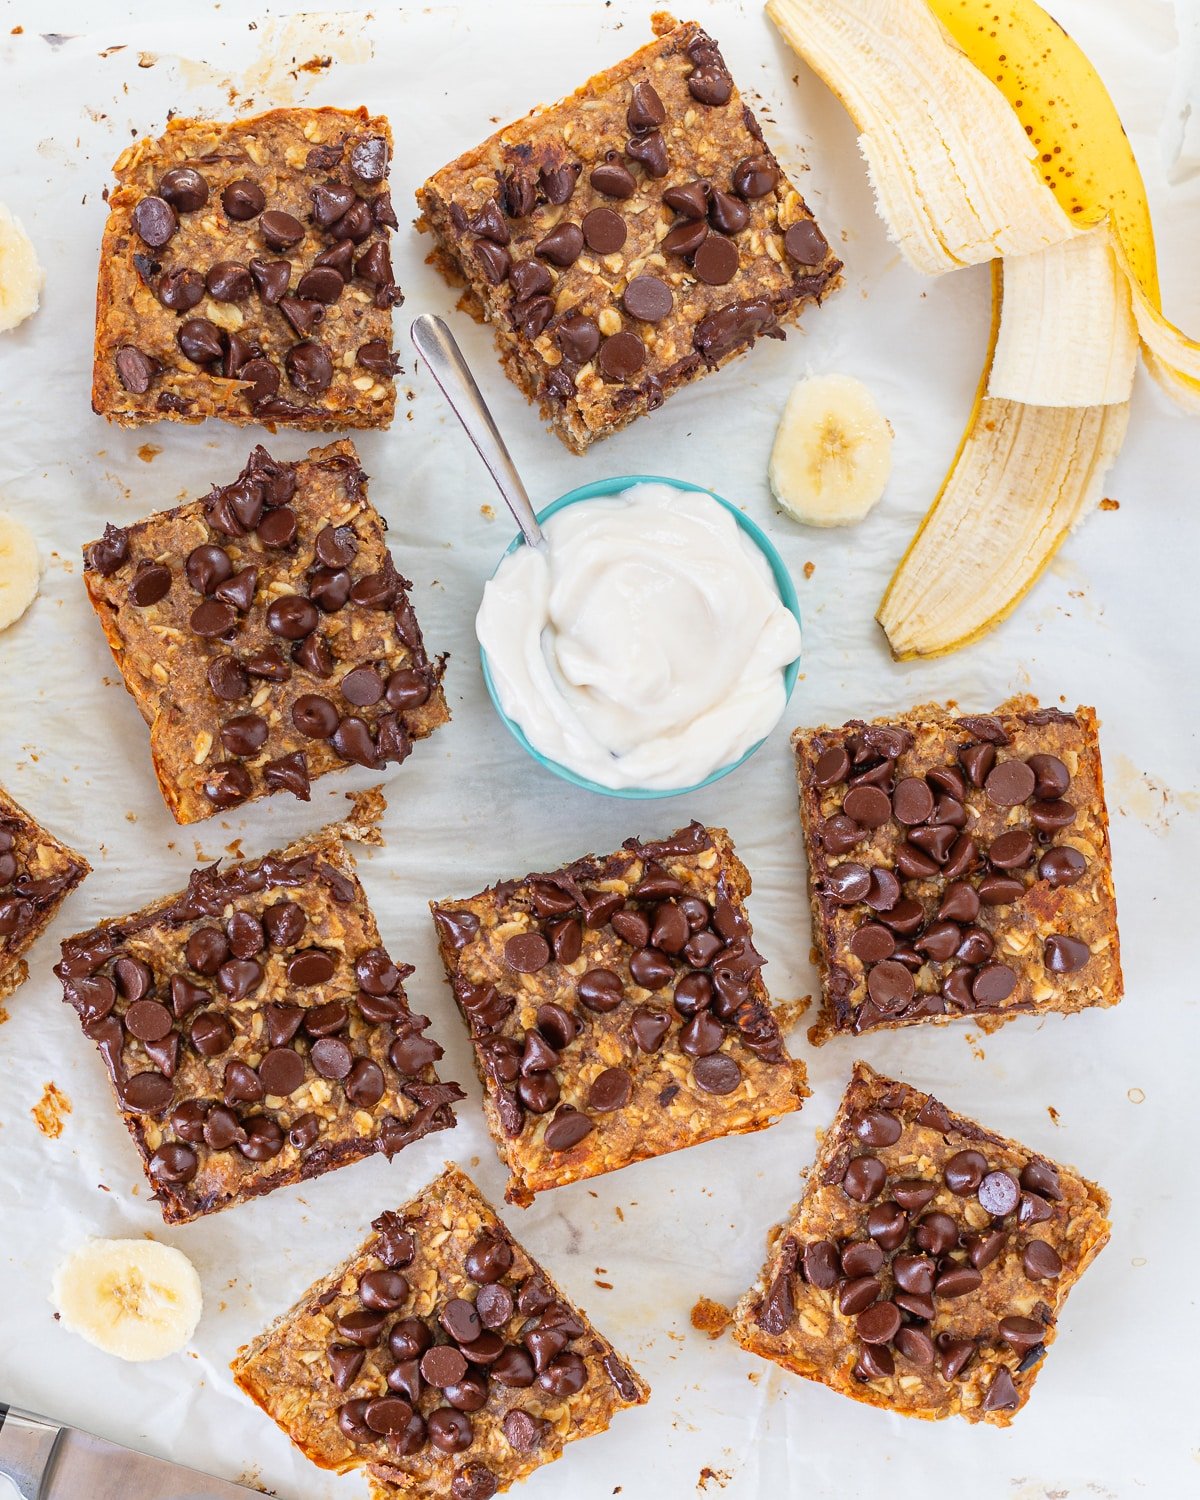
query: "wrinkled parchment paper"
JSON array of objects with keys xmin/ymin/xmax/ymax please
[{"xmin": 1, "ymin": 2, "xmax": 1197, "ymax": 1497}]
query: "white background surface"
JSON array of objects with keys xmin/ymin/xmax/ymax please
[{"xmin": 0, "ymin": 2, "xmax": 1197, "ymax": 1497}]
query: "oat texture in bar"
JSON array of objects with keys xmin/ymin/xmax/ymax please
[
  {"xmin": 431, "ymin": 821, "xmax": 808, "ymax": 1206},
  {"xmin": 93, "ymin": 107, "xmax": 401, "ymax": 429},
  {"xmin": 232, "ymin": 1164, "xmax": 648, "ymax": 1497},
  {"xmin": 55, "ymin": 793, "xmax": 463, "ymax": 1224},
  {"xmin": 417, "ymin": 13, "xmax": 840, "ymax": 452},
  {"xmin": 731, "ymin": 1062, "xmax": 1111, "ymax": 1425},
  {"xmin": 82, "ymin": 440, "xmax": 448, "ymax": 824},
  {"xmin": 0, "ymin": 783, "xmax": 90, "ymax": 1002},
  {"xmin": 792, "ymin": 696, "xmax": 1121, "ymax": 1042}
]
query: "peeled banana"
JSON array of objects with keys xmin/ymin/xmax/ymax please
[
  {"xmin": 0, "ymin": 204, "xmax": 43, "ymax": 333},
  {"xmin": 0, "ymin": 511, "xmax": 40, "ymax": 632},
  {"xmin": 52, "ymin": 1238, "xmax": 203, "ymax": 1361},
  {"xmin": 768, "ymin": 373, "xmax": 893, "ymax": 526},
  {"xmin": 768, "ymin": 0, "xmax": 1193, "ymax": 657}
]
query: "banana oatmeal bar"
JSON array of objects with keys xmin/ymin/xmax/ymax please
[
  {"xmin": 793, "ymin": 696, "xmax": 1121, "ymax": 1042},
  {"xmin": 82, "ymin": 440, "xmax": 448, "ymax": 824},
  {"xmin": 416, "ymin": 13, "xmax": 840, "ymax": 452},
  {"xmin": 0, "ymin": 782, "xmax": 90, "ymax": 1002},
  {"xmin": 232, "ymin": 1163, "xmax": 648, "ymax": 1499},
  {"xmin": 731, "ymin": 1062, "xmax": 1111, "ymax": 1425},
  {"xmin": 431, "ymin": 821, "xmax": 808, "ymax": 1206},
  {"xmin": 55, "ymin": 792, "xmax": 463, "ymax": 1224},
  {"xmin": 93, "ymin": 106, "xmax": 400, "ymax": 429}
]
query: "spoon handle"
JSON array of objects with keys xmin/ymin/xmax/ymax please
[{"xmin": 410, "ymin": 314, "xmax": 545, "ymax": 549}]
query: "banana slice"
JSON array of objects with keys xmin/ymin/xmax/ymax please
[
  {"xmin": 52, "ymin": 1238, "xmax": 203, "ymax": 1361},
  {"xmin": 0, "ymin": 511, "xmax": 40, "ymax": 631},
  {"xmin": 768, "ymin": 373, "xmax": 893, "ymax": 526},
  {"xmin": 0, "ymin": 204, "xmax": 43, "ymax": 333}
]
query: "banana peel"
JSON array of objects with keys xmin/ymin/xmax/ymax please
[{"xmin": 767, "ymin": 0, "xmax": 1195, "ymax": 657}]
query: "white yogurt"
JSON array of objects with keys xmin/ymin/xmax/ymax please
[{"xmin": 476, "ymin": 482, "xmax": 801, "ymax": 791}]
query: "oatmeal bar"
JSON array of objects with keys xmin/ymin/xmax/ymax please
[
  {"xmin": 0, "ymin": 783, "xmax": 90, "ymax": 1002},
  {"xmin": 731, "ymin": 1062, "xmax": 1111, "ymax": 1425},
  {"xmin": 232, "ymin": 1163, "xmax": 648, "ymax": 1498},
  {"xmin": 793, "ymin": 696, "xmax": 1121, "ymax": 1042},
  {"xmin": 82, "ymin": 440, "xmax": 448, "ymax": 825},
  {"xmin": 416, "ymin": 13, "xmax": 840, "ymax": 452},
  {"xmin": 54, "ymin": 792, "xmax": 463, "ymax": 1224},
  {"xmin": 93, "ymin": 107, "xmax": 400, "ymax": 429},
  {"xmin": 431, "ymin": 821, "xmax": 808, "ymax": 1207}
]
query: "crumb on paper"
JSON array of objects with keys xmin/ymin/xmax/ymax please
[
  {"xmin": 963, "ymin": 1030, "xmax": 985, "ymax": 1061},
  {"xmin": 594, "ymin": 1279, "xmax": 613, "ymax": 1290},
  {"xmin": 773, "ymin": 994, "xmax": 811, "ymax": 1032},
  {"xmin": 1047, "ymin": 1105, "xmax": 1062, "ymax": 1126},
  {"xmin": 698, "ymin": 1468, "xmax": 731, "ymax": 1491},
  {"xmin": 480, "ymin": 504, "xmax": 495, "ymax": 521},
  {"xmin": 32, "ymin": 1082, "xmax": 72, "ymax": 1138},
  {"xmin": 1128, "ymin": 1087, "xmax": 1145, "ymax": 1104},
  {"xmin": 690, "ymin": 1297, "xmax": 733, "ymax": 1340},
  {"xmin": 136, "ymin": 443, "xmax": 161, "ymax": 463},
  {"xmin": 1100, "ymin": 497, "xmax": 1119, "ymax": 511},
  {"xmin": 803, "ymin": 560, "xmax": 815, "ymax": 579}
]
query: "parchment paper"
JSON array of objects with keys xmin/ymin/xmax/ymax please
[{"xmin": 0, "ymin": 3, "xmax": 1197, "ymax": 1497}]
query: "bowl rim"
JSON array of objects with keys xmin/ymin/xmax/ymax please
[{"xmin": 478, "ymin": 472, "xmax": 803, "ymax": 800}]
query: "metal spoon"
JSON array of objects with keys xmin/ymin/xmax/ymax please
[{"xmin": 410, "ymin": 313, "xmax": 545, "ymax": 549}]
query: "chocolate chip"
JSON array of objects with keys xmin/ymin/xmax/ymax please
[
  {"xmin": 1027, "ymin": 753, "xmax": 1070, "ymax": 798},
  {"xmin": 915, "ymin": 921, "xmax": 961, "ymax": 963},
  {"xmin": 972, "ymin": 962, "xmax": 1017, "ymax": 1004},
  {"xmin": 350, "ymin": 136, "xmax": 389, "ymax": 183},
  {"xmin": 915, "ymin": 1212, "xmax": 958, "ymax": 1255},
  {"xmin": 149, "ymin": 1142, "xmax": 197, "ymax": 1184},
  {"xmin": 627, "ymin": 80, "xmax": 666, "ymax": 131},
  {"xmin": 132, "ymin": 195, "xmax": 177, "ymax": 247},
  {"xmin": 1037, "ymin": 846, "xmax": 1086, "ymax": 887},
  {"xmin": 177, "ymin": 317, "xmax": 224, "ymax": 364},
  {"xmin": 934, "ymin": 1264, "xmax": 982, "ymax": 1299},
  {"xmin": 597, "ymin": 331, "xmax": 645, "ymax": 381},
  {"xmin": 222, "ymin": 179, "xmax": 264, "ymax": 219},
  {"xmin": 539, "ymin": 162, "xmax": 580, "ymax": 205},
  {"xmin": 784, "ymin": 220, "xmax": 828, "ymax": 264},
  {"xmin": 219, "ymin": 713, "xmax": 267, "ymax": 758},
  {"xmin": 688, "ymin": 63, "xmax": 733, "ymax": 107},
  {"xmin": 977, "ymin": 1170, "xmax": 1019, "ymax": 1217},
  {"xmin": 260, "ymin": 209, "xmax": 305, "ymax": 249},
  {"xmin": 504, "ymin": 932, "xmax": 551, "ymax": 974},
  {"xmin": 440, "ymin": 1296, "xmax": 482, "ymax": 1345},
  {"xmin": 296, "ymin": 265, "xmax": 345, "ymax": 304},
  {"xmin": 857, "ymin": 1299, "xmax": 901, "ymax": 1344},
  {"xmin": 664, "ymin": 217, "xmax": 709, "ymax": 257},
  {"xmin": 960, "ymin": 742, "xmax": 996, "ymax": 787},
  {"xmin": 867, "ymin": 959, "xmax": 914, "ymax": 1012},
  {"xmin": 849, "ymin": 923, "xmax": 895, "ymax": 964},
  {"xmin": 1022, "ymin": 1239, "xmax": 1062, "ymax": 1279},
  {"xmin": 843, "ymin": 785, "xmax": 891, "ymax": 828},
  {"xmin": 989, "ymin": 829, "xmax": 1035, "ymax": 868},
  {"xmin": 114, "ymin": 345, "xmax": 160, "ymax": 394},
  {"xmin": 973, "ymin": 873, "xmax": 1021, "ymax": 907},
  {"xmin": 664, "ymin": 180, "xmax": 710, "ymax": 218},
  {"xmin": 1044, "ymin": 934, "xmax": 1090, "ymax": 973},
  {"xmin": 590, "ymin": 154, "xmax": 637, "ymax": 199},
  {"xmin": 577, "ymin": 207, "xmax": 627, "ymax": 259},
  {"xmin": 631, "ymin": 1007, "xmax": 670, "ymax": 1052},
  {"xmin": 826, "ymin": 863, "xmax": 871, "ymax": 904},
  {"xmin": 128, "ymin": 560, "xmax": 172, "ymax": 607},
  {"xmin": 732, "ymin": 155, "xmax": 779, "ymax": 198},
  {"xmin": 204, "ymin": 259, "xmax": 252, "ymax": 301},
  {"xmin": 708, "ymin": 189, "xmax": 750, "ymax": 235},
  {"xmin": 626, "ymin": 130, "xmax": 669, "ymax": 177},
  {"xmin": 892, "ymin": 777, "xmax": 934, "ymax": 825},
  {"xmin": 285, "ymin": 341, "xmax": 333, "ymax": 395},
  {"xmin": 813, "ymin": 746, "xmax": 850, "ymax": 787},
  {"xmin": 542, "ymin": 1107, "xmax": 593, "ymax": 1151},
  {"xmin": 189, "ymin": 598, "xmax": 238, "ymax": 639},
  {"xmin": 944, "ymin": 1150, "xmax": 987, "ymax": 1194},
  {"xmin": 1031, "ymin": 799, "xmax": 1076, "ymax": 834},
  {"xmin": 853, "ymin": 1109, "xmax": 902, "ymax": 1148},
  {"xmin": 535, "ymin": 222, "xmax": 584, "ymax": 266},
  {"xmin": 555, "ymin": 311, "xmax": 600, "ymax": 364},
  {"xmin": 1021, "ymin": 1159, "xmax": 1062, "ymax": 1201},
  {"xmin": 986, "ymin": 759, "xmax": 1037, "ymax": 807},
  {"xmin": 692, "ymin": 234, "xmax": 739, "ymax": 285},
  {"xmin": 1000, "ymin": 1315, "xmax": 1046, "ymax": 1351}
]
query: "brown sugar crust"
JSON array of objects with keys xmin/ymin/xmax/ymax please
[
  {"xmin": 231, "ymin": 1163, "xmax": 648, "ymax": 1494},
  {"xmin": 731, "ymin": 1062, "xmax": 1111, "ymax": 1426},
  {"xmin": 55, "ymin": 793, "xmax": 463, "ymax": 1224},
  {"xmin": 416, "ymin": 14, "xmax": 841, "ymax": 452},
  {"xmin": 93, "ymin": 107, "xmax": 399, "ymax": 430},
  {"xmin": 82, "ymin": 440, "xmax": 448, "ymax": 825},
  {"xmin": 0, "ymin": 783, "xmax": 90, "ymax": 1001},
  {"xmin": 431, "ymin": 822, "xmax": 808, "ymax": 1206},
  {"xmin": 792, "ymin": 696, "xmax": 1121, "ymax": 1043}
]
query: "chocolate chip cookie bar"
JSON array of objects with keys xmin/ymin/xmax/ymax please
[
  {"xmin": 731, "ymin": 1063, "xmax": 1110, "ymax": 1425},
  {"xmin": 416, "ymin": 13, "xmax": 840, "ymax": 452},
  {"xmin": 93, "ymin": 107, "xmax": 400, "ymax": 429},
  {"xmin": 431, "ymin": 821, "xmax": 808, "ymax": 1207},
  {"xmin": 0, "ymin": 783, "xmax": 90, "ymax": 1002},
  {"xmin": 54, "ymin": 792, "xmax": 463, "ymax": 1224},
  {"xmin": 793, "ymin": 696, "xmax": 1121, "ymax": 1042},
  {"xmin": 82, "ymin": 440, "xmax": 448, "ymax": 824},
  {"xmin": 232, "ymin": 1163, "xmax": 648, "ymax": 1499}
]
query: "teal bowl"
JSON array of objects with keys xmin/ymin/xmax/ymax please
[{"xmin": 479, "ymin": 474, "xmax": 802, "ymax": 800}]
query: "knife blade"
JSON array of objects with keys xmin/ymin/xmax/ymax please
[{"xmin": 0, "ymin": 1404, "xmax": 271, "ymax": 1499}]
